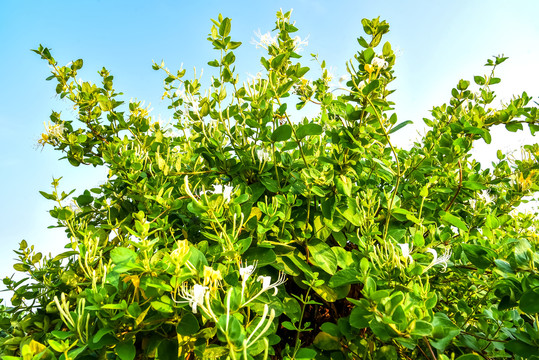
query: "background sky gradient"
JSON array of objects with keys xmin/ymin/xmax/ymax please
[{"xmin": 1, "ymin": 0, "xmax": 539, "ymax": 301}]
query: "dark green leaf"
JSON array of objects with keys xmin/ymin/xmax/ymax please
[
  {"xmin": 116, "ymin": 341, "xmax": 135, "ymax": 360},
  {"xmin": 461, "ymin": 243, "xmax": 495, "ymax": 269},
  {"xmin": 505, "ymin": 340, "xmax": 539, "ymax": 357},
  {"xmin": 218, "ymin": 18, "xmax": 231, "ymax": 37},
  {"xmin": 519, "ymin": 288, "xmax": 539, "ymax": 314},
  {"xmin": 177, "ymin": 313, "xmax": 200, "ymax": 336},
  {"xmin": 362, "ymin": 79, "xmax": 379, "ymax": 95},
  {"xmin": 271, "ymin": 124, "xmax": 292, "ymax": 142}
]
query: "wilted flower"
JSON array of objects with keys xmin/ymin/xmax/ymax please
[{"xmin": 424, "ymin": 248, "xmax": 452, "ymax": 272}]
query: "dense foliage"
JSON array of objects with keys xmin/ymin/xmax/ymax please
[{"xmin": 2, "ymin": 10, "xmax": 539, "ymax": 360}]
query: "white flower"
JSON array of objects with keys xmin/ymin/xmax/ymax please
[
  {"xmin": 258, "ymin": 276, "xmax": 272, "ymax": 291},
  {"xmin": 424, "ymin": 248, "xmax": 452, "ymax": 272},
  {"xmin": 222, "ymin": 185, "xmax": 234, "ymax": 202},
  {"xmin": 45, "ymin": 122, "xmax": 65, "ymax": 139},
  {"xmin": 478, "ymin": 190, "xmax": 494, "ymax": 204},
  {"xmin": 180, "ymin": 283, "xmax": 208, "ymax": 314},
  {"xmin": 292, "ymin": 35, "xmax": 309, "ymax": 52},
  {"xmin": 372, "ymin": 57, "xmax": 389, "ymax": 69},
  {"xmin": 257, "ymin": 271, "xmax": 287, "ymax": 295},
  {"xmin": 338, "ymin": 74, "xmax": 351, "ymax": 85},
  {"xmin": 239, "ymin": 261, "xmax": 258, "ymax": 281},
  {"xmin": 252, "ymin": 29, "xmax": 277, "ymax": 49},
  {"xmin": 257, "ymin": 149, "xmax": 271, "ymax": 162},
  {"xmin": 397, "ymin": 243, "xmax": 413, "ymax": 264},
  {"xmin": 213, "ymin": 184, "xmax": 234, "ymax": 202}
]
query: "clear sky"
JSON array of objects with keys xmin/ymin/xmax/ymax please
[{"xmin": 1, "ymin": 0, "xmax": 539, "ymax": 298}]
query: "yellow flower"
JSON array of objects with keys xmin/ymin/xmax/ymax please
[
  {"xmin": 519, "ymin": 172, "xmax": 533, "ymax": 191},
  {"xmin": 170, "ymin": 240, "xmax": 189, "ymax": 265},
  {"xmin": 203, "ymin": 266, "xmax": 222, "ymax": 291},
  {"xmin": 364, "ymin": 64, "xmax": 375, "ymax": 74}
]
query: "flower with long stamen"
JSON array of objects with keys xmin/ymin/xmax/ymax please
[
  {"xmin": 242, "ymin": 271, "xmax": 286, "ymax": 307},
  {"xmin": 424, "ymin": 248, "xmax": 452, "ymax": 272},
  {"xmin": 180, "ymin": 283, "xmax": 208, "ymax": 314},
  {"xmin": 239, "ymin": 260, "xmax": 258, "ymax": 281},
  {"xmin": 239, "ymin": 260, "xmax": 258, "ymax": 302},
  {"xmin": 397, "ymin": 243, "xmax": 413, "ymax": 265},
  {"xmin": 257, "ymin": 272, "xmax": 287, "ymax": 295}
]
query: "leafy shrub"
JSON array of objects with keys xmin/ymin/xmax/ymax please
[{"xmin": 2, "ymin": 10, "xmax": 539, "ymax": 360}]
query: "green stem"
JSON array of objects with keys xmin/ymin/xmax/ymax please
[{"xmin": 365, "ymin": 97, "xmax": 401, "ymax": 241}]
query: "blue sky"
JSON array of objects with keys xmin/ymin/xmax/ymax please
[{"xmin": 1, "ymin": 0, "xmax": 539, "ymax": 298}]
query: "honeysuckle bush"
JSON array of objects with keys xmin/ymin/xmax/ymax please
[{"xmin": 2, "ymin": 9, "xmax": 539, "ymax": 360}]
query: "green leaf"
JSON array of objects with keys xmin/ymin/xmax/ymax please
[
  {"xmin": 157, "ymin": 339, "xmax": 179, "ymax": 360},
  {"xmin": 176, "ymin": 314, "xmax": 200, "ymax": 336},
  {"xmin": 57, "ymin": 207, "xmax": 74, "ymax": 221},
  {"xmin": 313, "ymin": 283, "xmax": 338, "ymax": 302},
  {"xmin": 494, "ymin": 259, "xmax": 514, "ymax": 274},
  {"xmin": 295, "ymin": 348, "xmax": 318, "ymax": 360},
  {"xmin": 505, "ymin": 340, "xmax": 539, "ymax": 357},
  {"xmin": 363, "ymin": 48, "xmax": 375, "ymax": 63},
  {"xmin": 389, "ymin": 120, "xmax": 413, "ymax": 134},
  {"xmin": 430, "ymin": 313, "xmax": 460, "ymax": 351},
  {"xmin": 271, "ymin": 124, "xmax": 292, "ymax": 142},
  {"xmin": 115, "ymin": 341, "xmax": 135, "ymax": 360},
  {"xmin": 243, "ymin": 247, "xmax": 276, "ymax": 266},
  {"xmin": 409, "ymin": 320, "xmax": 433, "ymax": 336},
  {"xmin": 473, "ymin": 75, "xmax": 485, "ymax": 86},
  {"xmin": 39, "ymin": 191, "xmax": 56, "ymax": 200},
  {"xmin": 308, "ymin": 239, "xmax": 337, "ymax": 275},
  {"xmin": 313, "ymin": 332, "xmax": 341, "ymax": 351},
  {"xmin": 461, "ymin": 243, "xmax": 495, "ymax": 269},
  {"xmin": 296, "ymin": 123, "xmax": 323, "ymax": 139},
  {"xmin": 349, "ymin": 302, "xmax": 372, "ymax": 328},
  {"xmin": 440, "ymin": 211, "xmax": 468, "ymax": 232},
  {"xmin": 362, "ymin": 79, "xmax": 379, "ymax": 95},
  {"xmin": 271, "ymin": 53, "xmax": 287, "ymax": 69},
  {"xmin": 110, "ymin": 247, "xmax": 137, "ymax": 264},
  {"xmin": 519, "ymin": 288, "xmax": 539, "ymax": 314},
  {"xmin": 51, "ymin": 330, "xmax": 73, "ymax": 340},
  {"xmin": 151, "ymin": 295, "xmax": 174, "ymax": 314},
  {"xmin": 455, "ymin": 355, "xmax": 484, "ymax": 360},
  {"xmin": 462, "ymin": 181, "xmax": 487, "ymax": 191},
  {"xmin": 505, "ymin": 121, "xmax": 523, "ymax": 132},
  {"xmin": 218, "ymin": 17, "xmax": 231, "ymax": 37},
  {"xmin": 329, "ymin": 268, "xmax": 361, "ymax": 287}
]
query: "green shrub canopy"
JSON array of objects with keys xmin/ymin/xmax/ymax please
[{"xmin": 2, "ymin": 10, "xmax": 539, "ymax": 360}]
